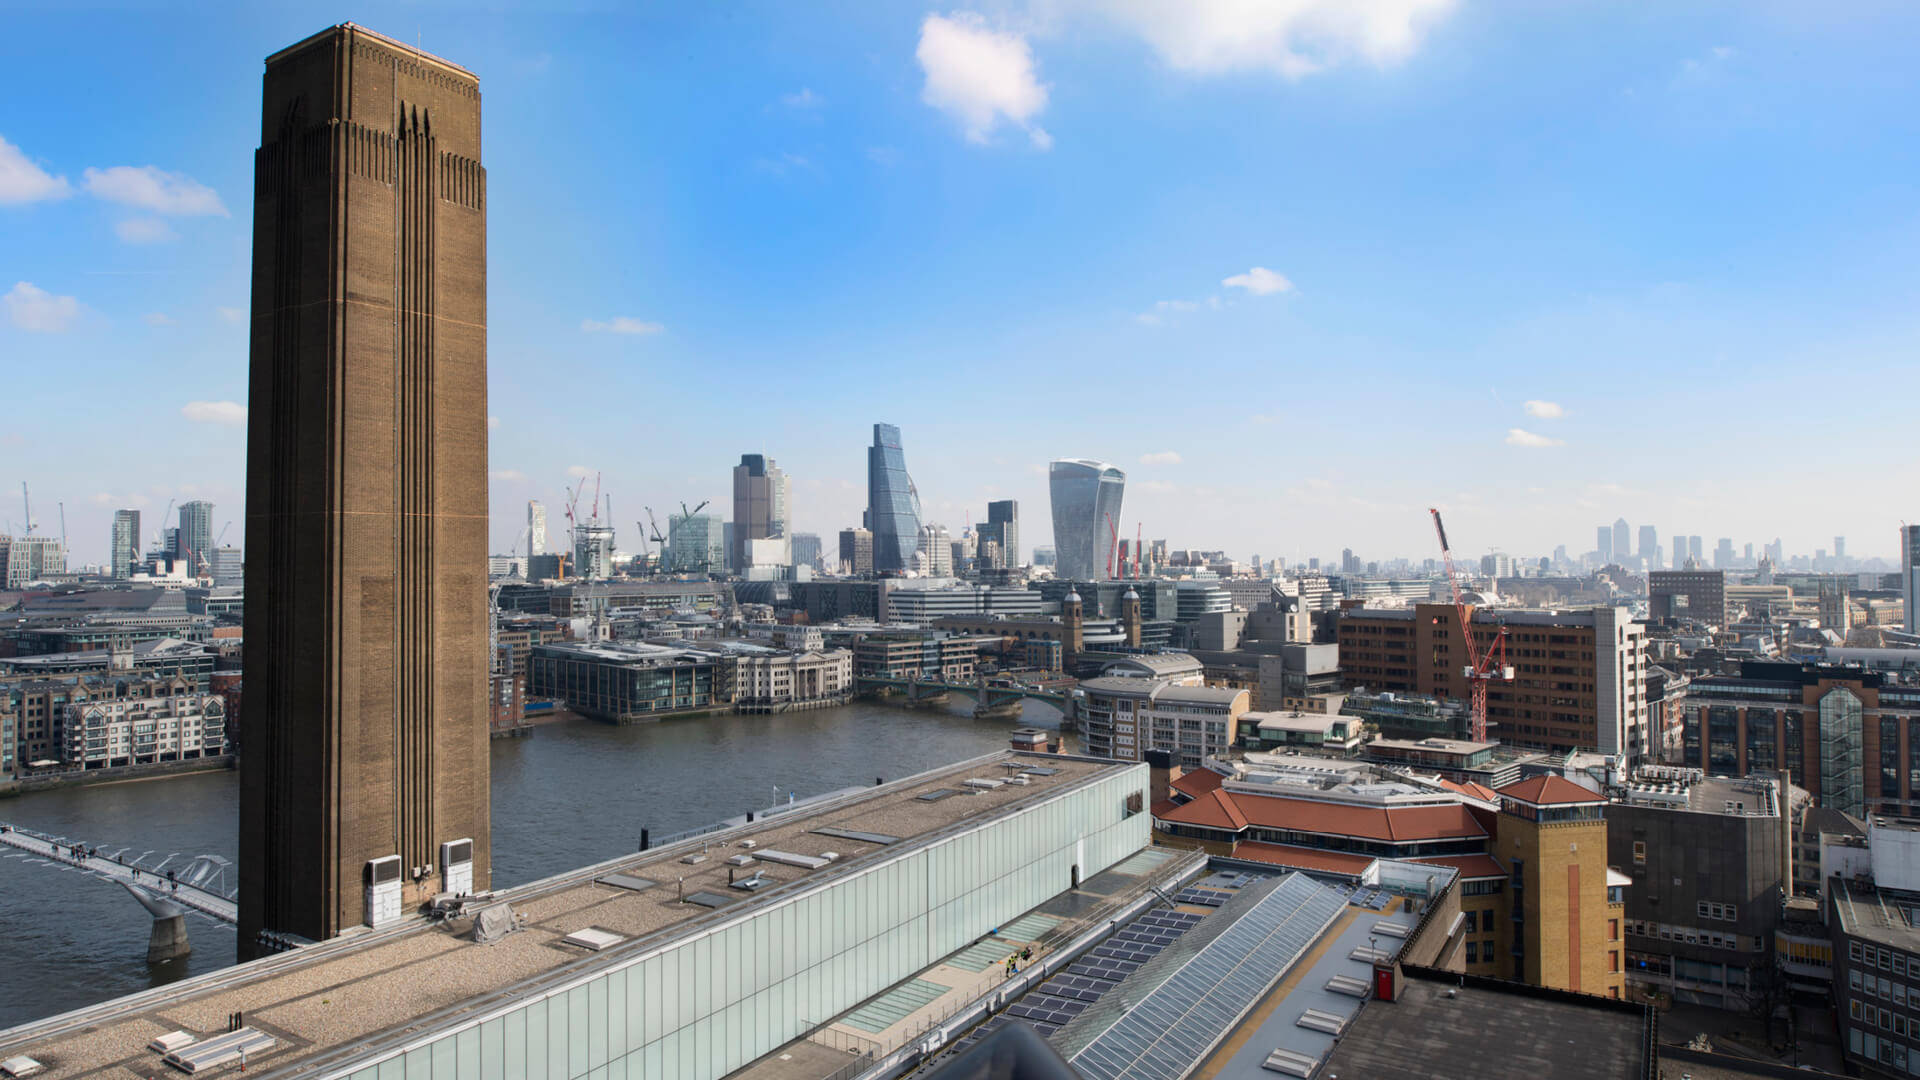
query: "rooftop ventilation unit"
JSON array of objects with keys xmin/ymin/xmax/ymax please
[
  {"xmin": 1296, "ymin": 1008, "xmax": 1348, "ymax": 1035},
  {"xmin": 0, "ymin": 1057, "xmax": 43, "ymax": 1079},
  {"xmin": 364, "ymin": 855, "xmax": 403, "ymax": 928},
  {"xmin": 161, "ymin": 1029, "xmax": 276, "ymax": 1073},
  {"xmin": 1324, "ymin": 975, "xmax": 1371, "ymax": 998},
  {"xmin": 1261, "ymin": 1047, "xmax": 1319, "ymax": 1077},
  {"xmin": 147, "ymin": 1032, "xmax": 196, "ymax": 1054},
  {"xmin": 440, "ymin": 838, "xmax": 474, "ymax": 896},
  {"xmin": 562, "ymin": 928, "xmax": 624, "ymax": 951}
]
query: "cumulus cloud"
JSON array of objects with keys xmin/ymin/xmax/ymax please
[
  {"xmin": 115, "ymin": 217, "xmax": 177, "ymax": 244},
  {"xmin": 781, "ymin": 88, "xmax": 824, "ymax": 108},
  {"xmin": 1080, "ymin": 0, "xmax": 1456, "ymax": 80},
  {"xmin": 490, "ymin": 469, "xmax": 526, "ymax": 482},
  {"xmin": 1139, "ymin": 451, "xmax": 1183, "ymax": 465},
  {"xmin": 4, "ymin": 281, "xmax": 81, "ymax": 332},
  {"xmin": 216, "ymin": 306, "xmax": 244, "ymax": 324},
  {"xmin": 1222, "ymin": 267, "xmax": 1293, "ymax": 295},
  {"xmin": 566, "ymin": 465, "xmax": 594, "ymax": 478},
  {"xmin": 917, "ymin": 13, "xmax": 1052, "ymax": 148},
  {"xmin": 83, "ymin": 165, "xmax": 227, "ymax": 216},
  {"xmin": 1523, "ymin": 399, "xmax": 1564, "ymax": 419},
  {"xmin": 0, "ymin": 135, "xmax": 71, "ymax": 204},
  {"xmin": 866, "ymin": 146, "xmax": 902, "ymax": 167},
  {"xmin": 181, "ymin": 400, "xmax": 247, "ymax": 426},
  {"xmin": 1505, "ymin": 428, "xmax": 1563, "ymax": 448},
  {"xmin": 581, "ymin": 316, "xmax": 664, "ymax": 335}
]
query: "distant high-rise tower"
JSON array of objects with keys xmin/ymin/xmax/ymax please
[
  {"xmin": 918, "ymin": 523, "xmax": 952, "ymax": 576},
  {"xmin": 1611, "ymin": 518, "xmax": 1630, "ymax": 565},
  {"xmin": 111, "ymin": 509, "xmax": 140, "ymax": 579},
  {"xmin": 1903, "ymin": 525, "xmax": 1920, "ymax": 636},
  {"xmin": 177, "ymin": 500, "xmax": 214, "ymax": 571},
  {"xmin": 1689, "ymin": 536, "xmax": 1704, "ymax": 564},
  {"xmin": 1049, "ymin": 460, "xmax": 1125, "ymax": 581},
  {"xmin": 1595, "ymin": 525, "xmax": 1612, "ymax": 564},
  {"xmin": 241, "ymin": 24, "xmax": 490, "ymax": 956},
  {"xmin": 527, "ymin": 500, "xmax": 546, "ymax": 556},
  {"xmin": 1835, "ymin": 536, "xmax": 1847, "ymax": 565},
  {"xmin": 1637, "ymin": 525, "xmax": 1657, "ymax": 563},
  {"xmin": 976, "ymin": 499, "xmax": 1019, "ymax": 569},
  {"xmin": 732, "ymin": 453, "xmax": 790, "ymax": 568},
  {"xmin": 866, "ymin": 424, "xmax": 921, "ymax": 573},
  {"xmin": 839, "ymin": 526, "xmax": 874, "ymax": 576}
]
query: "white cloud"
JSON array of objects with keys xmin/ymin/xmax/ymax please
[
  {"xmin": 1079, "ymin": 0, "xmax": 1456, "ymax": 80},
  {"xmin": 1505, "ymin": 428, "xmax": 1563, "ymax": 448},
  {"xmin": 917, "ymin": 13, "xmax": 1052, "ymax": 148},
  {"xmin": 1139, "ymin": 451, "xmax": 1183, "ymax": 465},
  {"xmin": 781, "ymin": 88, "xmax": 824, "ymax": 109},
  {"xmin": 1222, "ymin": 266, "xmax": 1293, "ymax": 296},
  {"xmin": 3, "ymin": 281, "xmax": 81, "ymax": 332},
  {"xmin": 1136, "ymin": 298, "xmax": 1203, "ymax": 325},
  {"xmin": 0, "ymin": 135, "xmax": 71, "ymax": 204},
  {"xmin": 581, "ymin": 316, "xmax": 664, "ymax": 335},
  {"xmin": 181, "ymin": 400, "xmax": 247, "ymax": 426},
  {"xmin": 83, "ymin": 165, "xmax": 227, "ymax": 216},
  {"xmin": 143, "ymin": 312, "xmax": 174, "ymax": 326},
  {"xmin": 566, "ymin": 465, "xmax": 594, "ymax": 478},
  {"xmin": 1711, "ymin": 45, "xmax": 1735, "ymax": 61},
  {"xmin": 115, "ymin": 217, "xmax": 177, "ymax": 244},
  {"xmin": 488, "ymin": 415, "xmax": 501, "ymax": 431},
  {"xmin": 753, "ymin": 153, "xmax": 817, "ymax": 178},
  {"xmin": 491, "ymin": 469, "xmax": 526, "ymax": 482},
  {"xmin": 1523, "ymin": 399, "xmax": 1564, "ymax": 419},
  {"xmin": 216, "ymin": 306, "xmax": 244, "ymax": 324},
  {"xmin": 866, "ymin": 146, "xmax": 902, "ymax": 167}
]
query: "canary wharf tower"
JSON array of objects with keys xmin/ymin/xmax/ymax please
[{"xmin": 241, "ymin": 24, "xmax": 491, "ymax": 955}]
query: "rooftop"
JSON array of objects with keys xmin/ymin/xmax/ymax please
[
  {"xmin": 1827, "ymin": 877, "xmax": 1920, "ymax": 950},
  {"xmin": 0, "ymin": 751, "xmax": 1127, "ymax": 1080},
  {"xmin": 1497, "ymin": 774, "xmax": 1606, "ymax": 806}
]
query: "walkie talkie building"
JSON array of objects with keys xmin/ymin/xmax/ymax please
[{"xmin": 1049, "ymin": 459, "xmax": 1125, "ymax": 582}]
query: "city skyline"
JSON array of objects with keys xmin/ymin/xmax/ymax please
[{"xmin": 5, "ymin": 4, "xmax": 1920, "ymax": 565}]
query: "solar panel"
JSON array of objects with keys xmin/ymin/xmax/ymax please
[
  {"xmin": 812, "ymin": 826, "xmax": 901, "ymax": 845},
  {"xmin": 682, "ymin": 891, "xmax": 734, "ymax": 908},
  {"xmin": 916, "ymin": 789, "xmax": 962, "ymax": 801}
]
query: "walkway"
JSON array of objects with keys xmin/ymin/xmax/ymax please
[{"xmin": 0, "ymin": 823, "xmax": 237, "ymax": 923}]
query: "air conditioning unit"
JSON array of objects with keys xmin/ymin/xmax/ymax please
[
  {"xmin": 441, "ymin": 838, "xmax": 475, "ymax": 897},
  {"xmin": 365, "ymin": 855, "xmax": 403, "ymax": 928}
]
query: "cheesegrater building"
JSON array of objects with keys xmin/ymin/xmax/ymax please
[{"xmin": 241, "ymin": 23, "xmax": 491, "ymax": 956}]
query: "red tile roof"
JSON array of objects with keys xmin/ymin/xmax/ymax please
[
  {"xmin": 1170, "ymin": 768, "xmax": 1225, "ymax": 799},
  {"xmin": 1496, "ymin": 775, "xmax": 1604, "ymax": 806},
  {"xmin": 1410, "ymin": 853, "xmax": 1507, "ymax": 880},
  {"xmin": 1157, "ymin": 788, "xmax": 1486, "ymax": 845},
  {"xmin": 1437, "ymin": 778, "xmax": 1500, "ymax": 803},
  {"xmin": 1232, "ymin": 842, "xmax": 1376, "ymax": 876}
]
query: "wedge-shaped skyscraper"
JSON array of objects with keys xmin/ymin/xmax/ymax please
[{"xmin": 1049, "ymin": 459, "xmax": 1125, "ymax": 582}]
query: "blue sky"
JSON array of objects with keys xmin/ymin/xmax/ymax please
[{"xmin": 3, "ymin": 1, "xmax": 1917, "ymax": 568}]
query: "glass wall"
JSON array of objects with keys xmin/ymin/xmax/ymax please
[
  {"xmin": 1745, "ymin": 708, "xmax": 1776, "ymax": 773},
  {"xmin": 1820, "ymin": 688, "xmax": 1865, "ymax": 816},
  {"xmin": 866, "ymin": 424, "xmax": 922, "ymax": 573},
  {"xmin": 1047, "ymin": 461, "xmax": 1125, "ymax": 582},
  {"xmin": 1708, "ymin": 706, "xmax": 1739, "ymax": 774},
  {"xmin": 337, "ymin": 767, "xmax": 1150, "ymax": 1080}
]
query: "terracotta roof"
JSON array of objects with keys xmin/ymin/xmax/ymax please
[
  {"xmin": 1411, "ymin": 853, "xmax": 1507, "ymax": 880},
  {"xmin": 1231, "ymin": 842, "xmax": 1376, "ymax": 876},
  {"xmin": 1157, "ymin": 789, "xmax": 1485, "ymax": 844},
  {"xmin": 1170, "ymin": 768, "xmax": 1225, "ymax": 798},
  {"xmin": 1437, "ymin": 778, "xmax": 1500, "ymax": 802},
  {"xmin": 1495, "ymin": 775, "xmax": 1604, "ymax": 806},
  {"xmin": 1150, "ymin": 798, "xmax": 1180, "ymax": 818}
]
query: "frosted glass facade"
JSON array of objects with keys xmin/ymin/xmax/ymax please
[
  {"xmin": 1049, "ymin": 460, "xmax": 1125, "ymax": 582},
  {"xmin": 331, "ymin": 765, "xmax": 1149, "ymax": 1080}
]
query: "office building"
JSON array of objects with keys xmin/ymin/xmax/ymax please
[
  {"xmin": 1828, "ymin": 814, "xmax": 1920, "ymax": 1076},
  {"xmin": 1649, "ymin": 568, "xmax": 1728, "ymax": 624},
  {"xmin": 61, "ymin": 673, "xmax": 229, "ymax": 771},
  {"xmin": 110, "ymin": 509, "xmax": 140, "ymax": 579},
  {"xmin": 0, "ymin": 534, "xmax": 66, "ymax": 588},
  {"xmin": 731, "ymin": 453, "xmax": 790, "ymax": 569},
  {"xmin": 1048, "ymin": 459, "xmax": 1125, "ymax": 582},
  {"xmin": 1905, "ymin": 525, "xmax": 1920, "ymax": 635},
  {"xmin": 209, "ymin": 546, "xmax": 243, "ymax": 588},
  {"xmin": 1714, "ymin": 537, "xmax": 1735, "ymax": 570},
  {"xmin": 788, "ymin": 532, "xmax": 821, "ymax": 570},
  {"xmin": 527, "ymin": 641, "xmax": 721, "ymax": 722},
  {"xmin": 241, "ymin": 24, "xmax": 491, "ymax": 955},
  {"xmin": 917, "ymin": 522, "xmax": 952, "ymax": 576},
  {"xmin": 1077, "ymin": 678, "xmax": 1248, "ymax": 767},
  {"xmin": 175, "ymin": 499, "xmax": 214, "ymax": 570},
  {"xmin": 1611, "ymin": 517, "xmax": 1630, "ymax": 564},
  {"xmin": 865, "ymin": 422, "xmax": 921, "ymax": 573},
  {"xmin": 572, "ymin": 523, "xmax": 616, "ymax": 579},
  {"xmin": 1596, "ymin": 524, "xmax": 1611, "ymax": 564},
  {"xmin": 1338, "ymin": 604, "xmax": 1649, "ymax": 760},
  {"xmin": 1690, "ymin": 535, "xmax": 1704, "ymax": 564},
  {"xmin": 1607, "ymin": 768, "xmax": 1788, "ymax": 1009},
  {"xmin": 1497, "ymin": 776, "xmax": 1628, "ymax": 996},
  {"xmin": 1637, "ymin": 524, "xmax": 1657, "ymax": 564},
  {"xmin": 527, "ymin": 500, "xmax": 546, "ymax": 556},
  {"xmin": 668, "ymin": 513, "xmax": 723, "ymax": 574},
  {"xmin": 837, "ymin": 526, "xmax": 873, "ymax": 576},
  {"xmin": 976, "ymin": 499, "xmax": 1019, "ymax": 569},
  {"xmin": 1032, "ymin": 544, "xmax": 1055, "ymax": 567}
]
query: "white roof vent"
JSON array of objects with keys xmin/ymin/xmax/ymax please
[
  {"xmin": 0, "ymin": 1057, "xmax": 43, "ymax": 1079},
  {"xmin": 562, "ymin": 927, "xmax": 625, "ymax": 951}
]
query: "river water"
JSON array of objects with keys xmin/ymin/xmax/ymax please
[{"xmin": 0, "ymin": 698, "xmax": 1065, "ymax": 1031}]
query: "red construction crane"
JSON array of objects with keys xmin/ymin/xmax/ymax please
[
  {"xmin": 1105, "ymin": 514, "xmax": 1120, "ymax": 580},
  {"xmin": 1429, "ymin": 508, "xmax": 1513, "ymax": 743}
]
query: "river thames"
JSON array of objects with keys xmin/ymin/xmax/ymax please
[{"xmin": 0, "ymin": 698, "xmax": 1066, "ymax": 1030}]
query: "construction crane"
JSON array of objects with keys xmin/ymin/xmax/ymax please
[
  {"xmin": 19, "ymin": 482, "xmax": 32, "ymax": 535},
  {"xmin": 153, "ymin": 497, "xmax": 176, "ymax": 550},
  {"xmin": 1429, "ymin": 508, "xmax": 1513, "ymax": 743},
  {"xmin": 58, "ymin": 502, "xmax": 67, "ymax": 552},
  {"xmin": 215, "ymin": 521, "xmax": 231, "ymax": 548},
  {"xmin": 676, "ymin": 501, "xmax": 712, "ymax": 573},
  {"xmin": 1104, "ymin": 513, "xmax": 1119, "ymax": 580}
]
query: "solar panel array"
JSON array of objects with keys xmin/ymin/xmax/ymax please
[
  {"xmin": 952, "ymin": 908, "xmax": 1207, "ymax": 1050},
  {"xmin": 1172, "ymin": 886, "xmax": 1233, "ymax": 907},
  {"xmin": 1067, "ymin": 874, "xmax": 1347, "ymax": 1080}
]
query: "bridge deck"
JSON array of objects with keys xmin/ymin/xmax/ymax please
[
  {"xmin": 0, "ymin": 751, "xmax": 1120, "ymax": 1080},
  {"xmin": 0, "ymin": 826, "xmax": 237, "ymax": 923}
]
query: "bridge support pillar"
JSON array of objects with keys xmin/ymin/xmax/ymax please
[{"xmin": 148, "ymin": 912, "xmax": 190, "ymax": 964}]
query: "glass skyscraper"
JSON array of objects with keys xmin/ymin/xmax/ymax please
[
  {"xmin": 111, "ymin": 508, "xmax": 140, "ymax": 579},
  {"xmin": 1048, "ymin": 459, "xmax": 1125, "ymax": 581},
  {"xmin": 866, "ymin": 423, "xmax": 921, "ymax": 573}
]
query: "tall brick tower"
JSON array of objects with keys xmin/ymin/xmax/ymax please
[{"xmin": 241, "ymin": 23, "xmax": 490, "ymax": 956}]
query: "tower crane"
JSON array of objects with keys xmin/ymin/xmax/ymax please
[
  {"xmin": 1104, "ymin": 513, "xmax": 1119, "ymax": 580},
  {"xmin": 1429, "ymin": 508, "xmax": 1513, "ymax": 744},
  {"xmin": 215, "ymin": 521, "xmax": 232, "ymax": 548},
  {"xmin": 153, "ymin": 498, "xmax": 176, "ymax": 550},
  {"xmin": 20, "ymin": 482, "xmax": 32, "ymax": 535}
]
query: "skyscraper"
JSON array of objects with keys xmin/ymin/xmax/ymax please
[
  {"xmin": 918, "ymin": 523, "xmax": 952, "ymax": 576},
  {"xmin": 670, "ymin": 513, "xmax": 725, "ymax": 573},
  {"xmin": 111, "ymin": 509, "xmax": 140, "ymax": 579},
  {"xmin": 527, "ymin": 500, "xmax": 546, "ymax": 556},
  {"xmin": 1637, "ymin": 525, "xmax": 1657, "ymax": 563},
  {"xmin": 1689, "ymin": 536, "xmax": 1704, "ymax": 565},
  {"xmin": 976, "ymin": 499, "xmax": 1020, "ymax": 570},
  {"xmin": 177, "ymin": 499, "xmax": 214, "ymax": 571},
  {"xmin": 241, "ymin": 24, "xmax": 490, "ymax": 955},
  {"xmin": 838, "ymin": 527, "xmax": 873, "ymax": 575},
  {"xmin": 866, "ymin": 423, "xmax": 920, "ymax": 573},
  {"xmin": 1612, "ymin": 518, "xmax": 1630, "ymax": 565},
  {"xmin": 732, "ymin": 453, "xmax": 790, "ymax": 568},
  {"xmin": 1049, "ymin": 459, "xmax": 1125, "ymax": 581},
  {"xmin": 1903, "ymin": 525, "xmax": 1920, "ymax": 635},
  {"xmin": 1595, "ymin": 525, "xmax": 1612, "ymax": 564}
]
